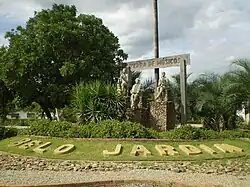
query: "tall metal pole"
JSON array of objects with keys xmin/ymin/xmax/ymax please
[
  {"xmin": 153, "ymin": 0, "xmax": 159, "ymax": 86},
  {"xmin": 180, "ymin": 59, "xmax": 187, "ymax": 125}
]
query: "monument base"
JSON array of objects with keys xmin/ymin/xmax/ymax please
[
  {"xmin": 126, "ymin": 108, "xmax": 145, "ymax": 125},
  {"xmin": 149, "ymin": 101, "xmax": 176, "ymax": 131}
]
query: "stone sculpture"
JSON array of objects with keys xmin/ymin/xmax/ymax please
[
  {"xmin": 130, "ymin": 78, "xmax": 142, "ymax": 109},
  {"xmin": 116, "ymin": 78, "xmax": 122, "ymax": 95},
  {"xmin": 119, "ymin": 68, "xmax": 128, "ymax": 95},
  {"xmin": 155, "ymin": 72, "xmax": 168, "ymax": 102}
]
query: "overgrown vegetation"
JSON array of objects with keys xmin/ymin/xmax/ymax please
[
  {"xmin": 72, "ymin": 81, "xmax": 127, "ymax": 123},
  {"xmin": 0, "ymin": 3, "xmax": 249, "ymax": 140},
  {"xmin": 0, "ymin": 126, "xmax": 17, "ymax": 140},
  {"xmin": 159, "ymin": 125, "xmax": 250, "ymax": 140},
  {"xmin": 9, "ymin": 120, "xmax": 248, "ymax": 140},
  {"xmin": 25, "ymin": 119, "xmax": 157, "ymax": 139}
]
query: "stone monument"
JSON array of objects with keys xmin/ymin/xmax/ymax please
[
  {"xmin": 120, "ymin": 54, "xmax": 190, "ymax": 131},
  {"xmin": 149, "ymin": 72, "xmax": 175, "ymax": 131},
  {"xmin": 155, "ymin": 72, "xmax": 168, "ymax": 102},
  {"xmin": 118, "ymin": 67, "xmax": 132, "ymax": 96},
  {"xmin": 119, "ymin": 68, "xmax": 128, "ymax": 95},
  {"xmin": 130, "ymin": 78, "xmax": 142, "ymax": 110},
  {"xmin": 116, "ymin": 78, "xmax": 122, "ymax": 95}
]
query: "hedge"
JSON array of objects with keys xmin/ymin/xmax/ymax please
[
  {"xmin": 0, "ymin": 126, "xmax": 18, "ymax": 140},
  {"xmin": 26, "ymin": 119, "xmax": 158, "ymax": 139},
  {"xmin": 159, "ymin": 125, "xmax": 250, "ymax": 140},
  {"xmin": 3, "ymin": 119, "xmax": 37, "ymax": 126},
  {"xmin": 19, "ymin": 120, "xmax": 250, "ymax": 140}
]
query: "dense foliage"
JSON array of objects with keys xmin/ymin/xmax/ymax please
[
  {"xmin": 3, "ymin": 119, "xmax": 37, "ymax": 126},
  {"xmin": 15, "ymin": 120, "xmax": 250, "ymax": 140},
  {"xmin": 0, "ymin": 3, "xmax": 249, "ymax": 134},
  {"xmin": 0, "ymin": 4, "xmax": 127, "ymax": 120},
  {"xmin": 72, "ymin": 81, "xmax": 127, "ymax": 123},
  {"xmin": 0, "ymin": 126, "xmax": 17, "ymax": 140},
  {"xmin": 160, "ymin": 125, "xmax": 250, "ymax": 140},
  {"xmin": 26, "ymin": 119, "xmax": 157, "ymax": 138},
  {"xmin": 0, "ymin": 79, "xmax": 13, "ymax": 123}
]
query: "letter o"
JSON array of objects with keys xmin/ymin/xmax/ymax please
[{"xmin": 53, "ymin": 144, "xmax": 75, "ymax": 155}]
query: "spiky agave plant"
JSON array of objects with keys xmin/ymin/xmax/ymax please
[{"xmin": 72, "ymin": 81, "xmax": 126, "ymax": 123}]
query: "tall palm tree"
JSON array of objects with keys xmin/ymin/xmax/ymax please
[
  {"xmin": 193, "ymin": 73, "xmax": 240, "ymax": 129},
  {"xmin": 167, "ymin": 73, "xmax": 193, "ymax": 123},
  {"xmin": 226, "ymin": 59, "xmax": 250, "ymax": 122}
]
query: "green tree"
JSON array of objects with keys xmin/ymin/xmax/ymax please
[
  {"xmin": 193, "ymin": 73, "xmax": 240, "ymax": 129},
  {"xmin": 167, "ymin": 73, "xmax": 195, "ymax": 123},
  {"xmin": 2, "ymin": 4, "xmax": 127, "ymax": 120},
  {"xmin": 0, "ymin": 80, "xmax": 13, "ymax": 124},
  {"xmin": 226, "ymin": 59, "xmax": 250, "ymax": 118}
]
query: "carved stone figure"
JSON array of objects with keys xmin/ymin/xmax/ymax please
[
  {"xmin": 155, "ymin": 72, "xmax": 168, "ymax": 102},
  {"xmin": 127, "ymin": 67, "xmax": 132, "ymax": 95},
  {"xmin": 116, "ymin": 78, "xmax": 122, "ymax": 95},
  {"xmin": 130, "ymin": 78, "xmax": 142, "ymax": 109},
  {"xmin": 119, "ymin": 68, "xmax": 128, "ymax": 95}
]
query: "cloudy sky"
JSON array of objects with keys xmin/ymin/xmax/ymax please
[{"xmin": 0, "ymin": 0, "xmax": 250, "ymax": 80}]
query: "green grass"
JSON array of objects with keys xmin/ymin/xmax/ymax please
[{"xmin": 0, "ymin": 136, "xmax": 249, "ymax": 161}]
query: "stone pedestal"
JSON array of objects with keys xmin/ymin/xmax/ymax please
[
  {"xmin": 126, "ymin": 108, "xmax": 144, "ymax": 124},
  {"xmin": 149, "ymin": 101, "xmax": 176, "ymax": 131}
]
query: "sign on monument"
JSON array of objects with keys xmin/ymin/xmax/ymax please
[{"xmin": 125, "ymin": 53, "xmax": 190, "ymax": 71}]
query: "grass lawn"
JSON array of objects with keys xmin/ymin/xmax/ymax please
[{"xmin": 0, "ymin": 136, "xmax": 249, "ymax": 161}]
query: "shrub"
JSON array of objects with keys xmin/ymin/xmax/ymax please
[
  {"xmin": 84, "ymin": 120, "xmax": 157, "ymax": 139},
  {"xmin": 219, "ymin": 130, "xmax": 250, "ymax": 139},
  {"xmin": 0, "ymin": 126, "xmax": 17, "ymax": 140},
  {"xmin": 27, "ymin": 119, "xmax": 158, "ymax": 139},
  {"xmin": 160, "ymin": 125, "xmax": 202, "ymax": 140},
  {"xmin": 159, "ymin": 125, "xmax": 250, "ymax": 140},
  {"xmin": 72, "ymin": 81, "xmax": 127, "ymax": 123},
  {"xmin": 19, "ymin": 119, "xmax": 250, "ymax": 140},
  {"xmin": 237, "ymin": 121, "xmax": 250, "ymax": 129},
  {"xmin": 28, "ymin": 119, "xmax": 72, "ymax": 137},
  {"xmin": 60, "ymin": 105, "xmax": 78, "ymax": 123},
  {"xmin": 3, "ymin": 119, "xmax": 37, "ymax": 126}
]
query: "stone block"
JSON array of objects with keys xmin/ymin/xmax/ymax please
[{"xmin": 149, "ymin": 101, "xmax": 176, "ymax": 131}]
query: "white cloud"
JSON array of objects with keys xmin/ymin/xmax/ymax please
[
  {"xmin": 0, "ymin": 33, "xmax": 7, "ymax": 46},
  {"xmin": 0, "ymin": 0, "xmax": 250, "ymax": 81}
]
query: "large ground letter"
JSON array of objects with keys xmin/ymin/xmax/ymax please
[
  {"xmin": 130, "ymin": 145, "xmax": 151, "ymax": 156},
  {"xmin": 53, "ymin": 144, "xmax": 75, "ymax": 155},
  {"xmin": 155, "ymin": 145, "xmax": 178, "ymax": 156},
  {"xmin": 33, "ymin": 142, "xmax": 52, "ymax": 154},
  {"xmin": 214, "ymin": 144, "xmax": 243, "ymax": 153},
  {"xmin": 199, "ymin": 144, "xmax": 217, "ymax": 155},
  {"xmin": 8, "ymin": 138, "xmax": 32, "ymax": 147},
  {"xmin": 19, "ymin": 140, "xmax": 42, "ymax": 149},
  {"xmin": 179, "ymin": 145, "xmax": 202, "ymax": 155},
  {"xmin": 103, "ymin": 144, "xmax": 122, "ymax": 156}
]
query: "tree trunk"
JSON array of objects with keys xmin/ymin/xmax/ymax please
[
  {"xmin": 55, "ymin": 108, "xmax": 60, "ymax": 121},
  {"xmin": 41, "ymin": 105, "xmax": 52, "ymax": 120}
]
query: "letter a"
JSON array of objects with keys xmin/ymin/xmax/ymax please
[{"xmin": 130, "ymin": 145, "xmax": 151, "ymax": 156}]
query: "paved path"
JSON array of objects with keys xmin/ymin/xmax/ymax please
[{"xmin": 0, "ymin": 170, "xmax": 250, "ymax": 187}]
